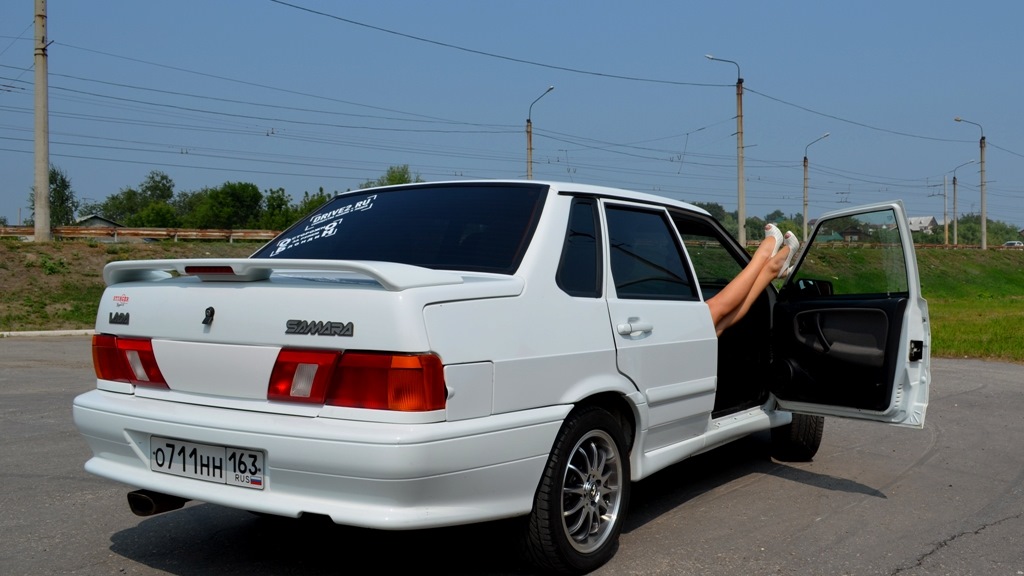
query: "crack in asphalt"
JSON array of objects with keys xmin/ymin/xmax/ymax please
[{"xmin": 891, "ymin": 511, "xmax": 1024, "ymax": 575}]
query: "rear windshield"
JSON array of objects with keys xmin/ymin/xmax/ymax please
[{"xmin": 253, "ymin": 183, "xmax": 548, "ymax": 274}]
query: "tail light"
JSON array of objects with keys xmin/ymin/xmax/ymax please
[
  {"xmin": 268, "ymin": 350, "xmax": 446, "ymax": 411},
  {"xmin": 92, "ymin": 334, "xmax": 168, "ymax": 388},
  {"xmin": 267, "ymin": 349, "xmax": 340, "ymax": 404}
]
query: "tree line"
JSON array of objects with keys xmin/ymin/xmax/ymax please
[
  {"xmin": 19, "ymin": 164, "xmax": 422, "ymax": 231},
  {"xmin": 13, "ymin": 164, "xmax": 1019, "ymax": 245}
]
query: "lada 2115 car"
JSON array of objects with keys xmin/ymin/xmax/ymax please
[{"xmin": 73, "ymin": 180, "xmax": 930, "ymax": 574}]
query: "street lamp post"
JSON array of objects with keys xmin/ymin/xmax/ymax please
[
  {"xmin": 526, "ymin": 86, "xmax": 554, "ymax": 180},
  {"xmin": 706, "ymin": 54, "xmax": 746, "ymax": 246},
  {"xmin": 954, "ymin": 117, "xmax": 986, "ymax": 249},
  {"xmin": 951, "ymin": 159, "xmax": 975, "ymax": 246},
  {"xmin": 802, "ymin": 132, "xmax": 830, "ymax": 241},
  {"xmin": 941, "ymin": 175, "xmax": 949, "ymax": 246}
]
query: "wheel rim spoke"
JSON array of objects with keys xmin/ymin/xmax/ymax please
[{"xmin": 561, "ymin": 429, "xmax": 623, "ymax": 553}]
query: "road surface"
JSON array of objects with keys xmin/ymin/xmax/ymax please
[{"xmin": 1, "ymin": 336, "xmax": 1021, "ymax": 575}]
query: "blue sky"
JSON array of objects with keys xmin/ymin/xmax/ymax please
[{"xmin": 2, "ymin": 1, "xmax": 1022, "ymax": 231}]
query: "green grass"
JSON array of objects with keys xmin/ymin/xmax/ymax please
[
  {"xmin": 913, "ymin": 248, "xmax": 1023, "ymax": 362},
  {"xmin": 0, "ymin": 239, "xmax": 257, "ymax": 333},
  {"xmin": 928, "ymin": 298, "xmax": 1023, "ymax": 360}
]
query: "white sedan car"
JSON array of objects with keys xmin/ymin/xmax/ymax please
[{"xmin": 74, "ymin": 180, "xmax": 930, "ymax": 574}]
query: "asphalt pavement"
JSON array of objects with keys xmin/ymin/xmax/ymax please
[{"xmin": 1, "ymin": 335, "xmax": 1021, "ymax": 575}]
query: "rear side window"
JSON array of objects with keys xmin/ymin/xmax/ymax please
[
  {"xmin": 253, "ymin": 184, "xmax": 547, "ymax": 274},
  {"xmin": 605, "ymin": 205, "xmax": 698, "ymax": 301},
  {"xmin": 556, "ymin": 198, "xmax": 602, "ymax": 298}
]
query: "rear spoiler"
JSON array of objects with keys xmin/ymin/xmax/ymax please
[{"xmin": 103, "ymin": 258, "xmax": 464, "ymax": 292}]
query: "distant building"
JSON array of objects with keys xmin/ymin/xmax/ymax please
[
  {"xmin": 67, "ymin": 214, "xmax": 134, "ymax": 242},
  {"xmin": 75, "ymin": 214, "xmax": 124, "ymax": 228},
  {"xmin": 907, "ymin": 216, "xmax": 938, "ymax": 233},
  {"xmin": 840, "ymin": 226, "xmax": 865, "ymax": 242}
]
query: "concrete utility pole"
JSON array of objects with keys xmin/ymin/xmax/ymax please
[
  {"xmin": 526, "ymin": 86, "xmax": 554, "ymax": 180},
  {"xmin": 942, "ymin": 175, "xmax": 949, "ymax": 245},
  {"xmin": 706, "ymin": 55, "xmax": 745, "ymax": 246},
  {"xmin": 951, "ymin": 160, "xmax": 974, "ymax": 246},
  {"xmin": 954, "ymin": 117, "xmax": 986, "ymax": 249},
  {"xmin": 33, "ymin": 0, "xmax": 51, "ymax": 241},
  {"xmin": 802, "ymin": 132, "xmax": 829, "ymax": 241}
]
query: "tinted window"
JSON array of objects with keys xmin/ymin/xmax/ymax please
[
  {"xmin": 605, "ymin": 206, "xmax": 697, "ymax": 301},
  {"xmin": 556, "ymin": 198, "xmax": 602, "ymax": 298},
  {"xmin": 253, "ymin": 184, "xmax": 547, "ymax": 274}
]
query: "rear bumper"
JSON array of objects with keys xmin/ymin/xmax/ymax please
[{"xmin": 73, "ymin": 389, "xmax": 568, "ymax": 529}]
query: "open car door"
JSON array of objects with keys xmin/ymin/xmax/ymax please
[{"xmin": 771, "ymin": 200, "xmax": 930, "ymax": 428}]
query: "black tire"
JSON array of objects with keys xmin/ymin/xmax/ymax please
[
  {"xmin": 771, "ymin": 413, "xmax": 825, "ymax": 462},
  {"xmin": 522, "ymin": 406, "xmax": 631, "ymax": 575}
]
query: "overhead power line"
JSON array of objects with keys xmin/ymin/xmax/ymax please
[
  {"xmin": 3, "ymin": 13, "xmax": 1019, "ymax": 225},
  {"xmin": 745, "ymin": 87, "xmax": 970, "ymax": 144},
  {"xmin": 267, "ymin": 0, "xmax": 729, "ymax": 88}
]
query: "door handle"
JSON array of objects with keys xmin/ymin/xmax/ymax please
[{"xmin": 617, "ymin": 321, "xmax": 653, "ymax": 335}]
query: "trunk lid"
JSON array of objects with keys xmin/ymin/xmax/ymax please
[{"xmin": 96, "ymin": 258, "xmax": 522, "ymax": 403}]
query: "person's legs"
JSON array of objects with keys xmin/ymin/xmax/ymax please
[
  {"xmin": 714, "ymin": 239, "xmax": 792, "ymax": 335},
  {"xmin": 709, "ymin": 230, "xmax": 799, "ymax": 337},
  {"xmin": 706, "ymin": 225, "xmax": 782, "ymax": 330}
]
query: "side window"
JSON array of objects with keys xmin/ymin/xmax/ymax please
[
  {"xmin": 556, "ymin": 198, "xmax": 602, "ymax": 298},
  {"xmin": 674, "ymin": 218, "xmax": 746, "ymax": 301},
  {"xmin": 790, "ymin": 208, "xmax": 909, "ymax": 297},
  {"xmin": 605, "ymin": 205, "xmax": 697, "ymax": 301}
]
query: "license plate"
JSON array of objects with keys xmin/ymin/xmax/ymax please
[{"xmin": 150, "ymin": 436, "xmax": 265, "ymax": 490}]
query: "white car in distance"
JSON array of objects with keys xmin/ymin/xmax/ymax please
[{"xmin": 74, "ymin": 180, "xmax": 930, "ymax": 574}]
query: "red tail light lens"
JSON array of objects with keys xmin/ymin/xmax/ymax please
[
  {"xmin": 267, "ymin": 349, "xmax": 339, "ymax": 403},
  {"xmin": 328, "ymin": 352, "xmax": 446, "ymax": 411},
  {"xmin": 92, "ymin": 334, "xmax": 168, "ymax": 388},
  {"xmin": 267, "ymin": 350, "xmax": 446, "ymax": 411}
]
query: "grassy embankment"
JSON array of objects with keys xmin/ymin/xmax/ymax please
[
  {"xmin": 0, "ymin": 239, "xmax": 257, "ymax": 332},
  {"xmin": 1, "ymin": 238, "xmax": 1022, "ymax": 363}
]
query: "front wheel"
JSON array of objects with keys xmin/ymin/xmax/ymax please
[{"xmin": 522, "ymin": 406, "xmax": 631, "ymax": 575}]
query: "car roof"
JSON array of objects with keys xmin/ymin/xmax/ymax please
[{"xmin": 337, "ymin": 179, "xmax": 712, "ymax": 218}]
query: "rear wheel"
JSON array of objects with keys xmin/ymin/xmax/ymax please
[
  {"xmin": 771, "ymin": 413, "xmax": 824, "ymax": 461},
  {"xmin": 523, "ymin": 406, "xmax": 630, "ymax": 575}
]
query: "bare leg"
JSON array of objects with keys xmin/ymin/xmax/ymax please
[
  {"xmin": 706, "ymin": 229, "xmax": 780, "ymax": 331},
  {"xmin": 714, "ymin": 244, "xmax": 789, "ymax": 336}
]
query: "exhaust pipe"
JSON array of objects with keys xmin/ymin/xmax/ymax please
[{"xmin": 127, "ymin": 489, "xmax": 190, "ymax": 517}]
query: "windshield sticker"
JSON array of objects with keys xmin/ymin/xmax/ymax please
[{"xmin": 269, "ymin": 195, "xmax": 376, "ymax": 257}]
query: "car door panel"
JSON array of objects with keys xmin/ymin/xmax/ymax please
[
  {"xmin": 600, "ymin": 200, "xmax": 718, "ymax": 449},
  {"xmin": 775, "ymin": 299, "xmax": 906, "ymax": 412},
  {"xmin": 792, "ymin": 306, "xmax": 891, "ymax": 368},
  {"xmin": 771, "ymin": 201, "xmax": 930, "ymax": 427}
]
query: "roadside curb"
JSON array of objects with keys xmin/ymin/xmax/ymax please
[{"xmin": 1, "ymin": 329, "xmax": 95, "ymax": 338}]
